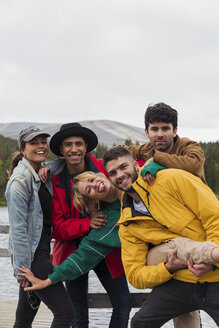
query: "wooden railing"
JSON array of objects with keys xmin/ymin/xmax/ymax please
[
  {"xmin": 0, "ymin": 225, "xmax": 9, "ymax": 233},
  {"xmin": 0, "ymin": 224, "xmax": 10, "ymax": 257}
]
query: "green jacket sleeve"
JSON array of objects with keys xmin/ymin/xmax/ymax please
[
  {"xmin": 49, "ymin": 200, "xmax": 121, "ymax": 284},
  {"xmin": 141, "ymin": 162, "xmax": 166, "ymax": 178}
]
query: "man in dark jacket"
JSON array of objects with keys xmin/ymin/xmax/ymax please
[
  {"xmin": 125, "ymin": 102, "xmax": 206, "ymax": 328},
  {"xmin": 48, "ymin": 123, "xmax": 131, "ymax": 328},
  {"xmin": 126, "ymin": 102, "xmax": 206, "ymax": 183}
]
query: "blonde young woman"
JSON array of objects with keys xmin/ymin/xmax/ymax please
[
  {"xmin": 19, "ymin": 169, "xmax": 219, "ymax": 287},
  {"xmin": 6, "ymin": 126, "xmax": 74, "ymax": 328}
]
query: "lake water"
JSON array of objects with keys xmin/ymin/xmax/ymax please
[{"xmin": 0, "ymin": 207, "xmax": 217, "ymax": 327}]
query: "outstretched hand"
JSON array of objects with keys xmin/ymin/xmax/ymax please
[{"xmin": 18, "ymin": 266, "xmax": 52, "ymax": 291}]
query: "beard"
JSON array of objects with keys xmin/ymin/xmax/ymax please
[
  {"xmin": 115, "ymin": 166, "xmax": 139, "ymax": 192},
  {"xmin": 153, "ymin": 139, "xmax": 174, "ymax": 152}
]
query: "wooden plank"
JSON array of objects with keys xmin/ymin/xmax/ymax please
[
  {"xmin": 87, "ymin": 292, "xmax": 148, "ymax": 308},
  {"xmin": 0, "ymin": 248, "xmax": 10, "ymax": 257},
  {"xmin": 0, "ymin": 292, "xmax": 148, "ymax": 311}
]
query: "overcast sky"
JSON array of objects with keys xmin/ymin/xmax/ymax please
[{"xmin": 0, "ymin": 0, "xmax": 219, "ymax": 142}]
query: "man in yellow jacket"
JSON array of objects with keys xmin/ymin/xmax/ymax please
[{"xmin": 102, "ymin": 146, "xmax": 219, "ymax": 328}]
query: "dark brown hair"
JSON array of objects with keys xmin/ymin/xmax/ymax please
[{"xmin": 144, "ymin": 102, "xmax": 178, "ymax": 131}]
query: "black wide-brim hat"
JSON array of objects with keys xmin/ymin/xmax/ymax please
[{"xmin": 50, "ymin": 122, "xmax": 98, "ymax": 156}]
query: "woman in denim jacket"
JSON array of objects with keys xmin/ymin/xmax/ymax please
[{"xmin": 5, "ymin": 126, "xmax": 74, "ymax": 328}]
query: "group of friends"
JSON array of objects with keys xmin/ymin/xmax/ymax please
[{"xmin": 5, "ymin": 102, "xmax": 219, "ymax": 328}]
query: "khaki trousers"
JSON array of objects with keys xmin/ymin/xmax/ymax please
[
  {"xmin": 146, "ymin": 237, "xmax": 218, "ymax": 328},
  {"xmin": 173, "ymin": 311, "xmax": 200, "ymax": 328}
]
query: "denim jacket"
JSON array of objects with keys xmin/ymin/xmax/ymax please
[{"xmin": 5, "ymin": 157, "xmax": 53, "ymax": 279}]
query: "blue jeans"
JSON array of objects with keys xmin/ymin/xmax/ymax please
[
  {"xmin": 66, "ymin": 259, "xmax": 131, "ymax": 328},
  {"xmin": 131, "ymin": 279, "xmax": 219, "ymax": 328}
]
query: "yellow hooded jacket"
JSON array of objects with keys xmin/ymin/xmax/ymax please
[{"xmin": 117, "ymin": 168, "xmax": 219, "ymax": 289}]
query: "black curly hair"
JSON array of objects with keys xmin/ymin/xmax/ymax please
[{"xmin": 144, "ymin": 102, "xmax": 178, "ymax": 131}]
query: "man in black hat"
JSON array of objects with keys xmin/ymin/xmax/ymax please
[{"xmin": 45, "ymin": 123, "xmax": 131, "ymax": 328}]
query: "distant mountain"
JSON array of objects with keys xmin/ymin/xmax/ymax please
[{"xmin": 0, "ymin": 120, "xmax": 147, "ymax": 147}]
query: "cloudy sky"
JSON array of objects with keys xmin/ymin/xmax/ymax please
[{"xmin": 0, "ymin": 0, "xmax": 219, "ymax": 142}]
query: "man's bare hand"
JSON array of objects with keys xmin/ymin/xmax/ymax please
[
  {"xmin": 38, "ymin": 167, "xmax": 50, "ymax": 183},
  {"xmin": 165, "ymin": 249, "xmax": 188, "ymax": 274},
  {"xmin": 187, "ymin": 258, "xmax": 213, "ymax": 277},
  {"xmin": 90, "ymin": 211, "xmax": 107, "ymax": 229},
  {"xmin": 143, "ymin": 173, "xmax": 155, "ymax": 186},
  {"xmin": 141, "ymin": 158, "xmax": 155, "ymax": 185}
]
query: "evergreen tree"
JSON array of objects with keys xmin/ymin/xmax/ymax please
[
  {"xmin": 92, "ymin": 144, "xmax": 108, "ymax": 159},
  {"xmin": 124, "ymin": 138, "xmax": 132, "ymax": 146}
]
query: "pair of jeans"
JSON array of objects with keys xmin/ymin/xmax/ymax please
[
  {"xmin": 131, "ymin": 279, "xmax": 219, "ymax": 328},
  {"xmin": 66, "ymin": 259, "xmax": 131, "ymax": 328},
  {"xmin": 14, "ymin": 253, "xmax": 74, "ymax": 328}
]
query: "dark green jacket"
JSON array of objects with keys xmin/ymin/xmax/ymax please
[{"xmin": 49, "ymin": 200, "xmax": 121, "ymax": 284}]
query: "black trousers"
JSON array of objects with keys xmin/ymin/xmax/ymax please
[
  {"xmin": 66, "ymin": 259, "xmax": 131, "ymax": 328},
  {"xmin": 13, "ymin": 253, "xmax": 74, "ymax": 328},
  {"xmin": 131, "ymin": 279, "xmax": 219, "ymax": 328}
]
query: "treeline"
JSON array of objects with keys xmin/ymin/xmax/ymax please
[
  {"xmin": 0, "ymin": 136, "xmax": 218, "ymax": 204},
  {"xmin": 200, "ymin": 142, "xmax": 219, "ymax": 194},
  {"xmin": 0, "ymin": 135, "xmax": 17, "ymax": 205}
]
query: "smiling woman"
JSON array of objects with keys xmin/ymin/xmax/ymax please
[
  {"xmin": 72, "ymin": 171, "xmax": 119, "ymax": 213},
  {"xmin": 20, "ymin": 135, "xmax": 49, "ymax": 170},
  {"xmin": 5, "ymin": 126, "xmax": 74, "ymax": 328}
]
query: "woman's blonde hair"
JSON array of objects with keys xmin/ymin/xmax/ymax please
[{"xmin": 72, "ymin": 171, "xmax": 105, "ymax": 214}]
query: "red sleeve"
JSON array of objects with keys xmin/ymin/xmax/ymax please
[
  {"xmin": 51, "ymin": 178, "xmax": 91, "ymax": 241},
  {"xmin": 136, "ymin": 159, "xmax": 145, "ymax": 167}
]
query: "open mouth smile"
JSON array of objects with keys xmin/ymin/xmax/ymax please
[
  {"xmin": 97, "ymin": 182, "xmax": 105, "ymax": 192},
  {"xmin": 68, "ymin": 153, "xmax": 82, "ymax": 159},
  {"xmin": 118, "ymin": 176, "xmax": 130, "ymax": 187}
]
